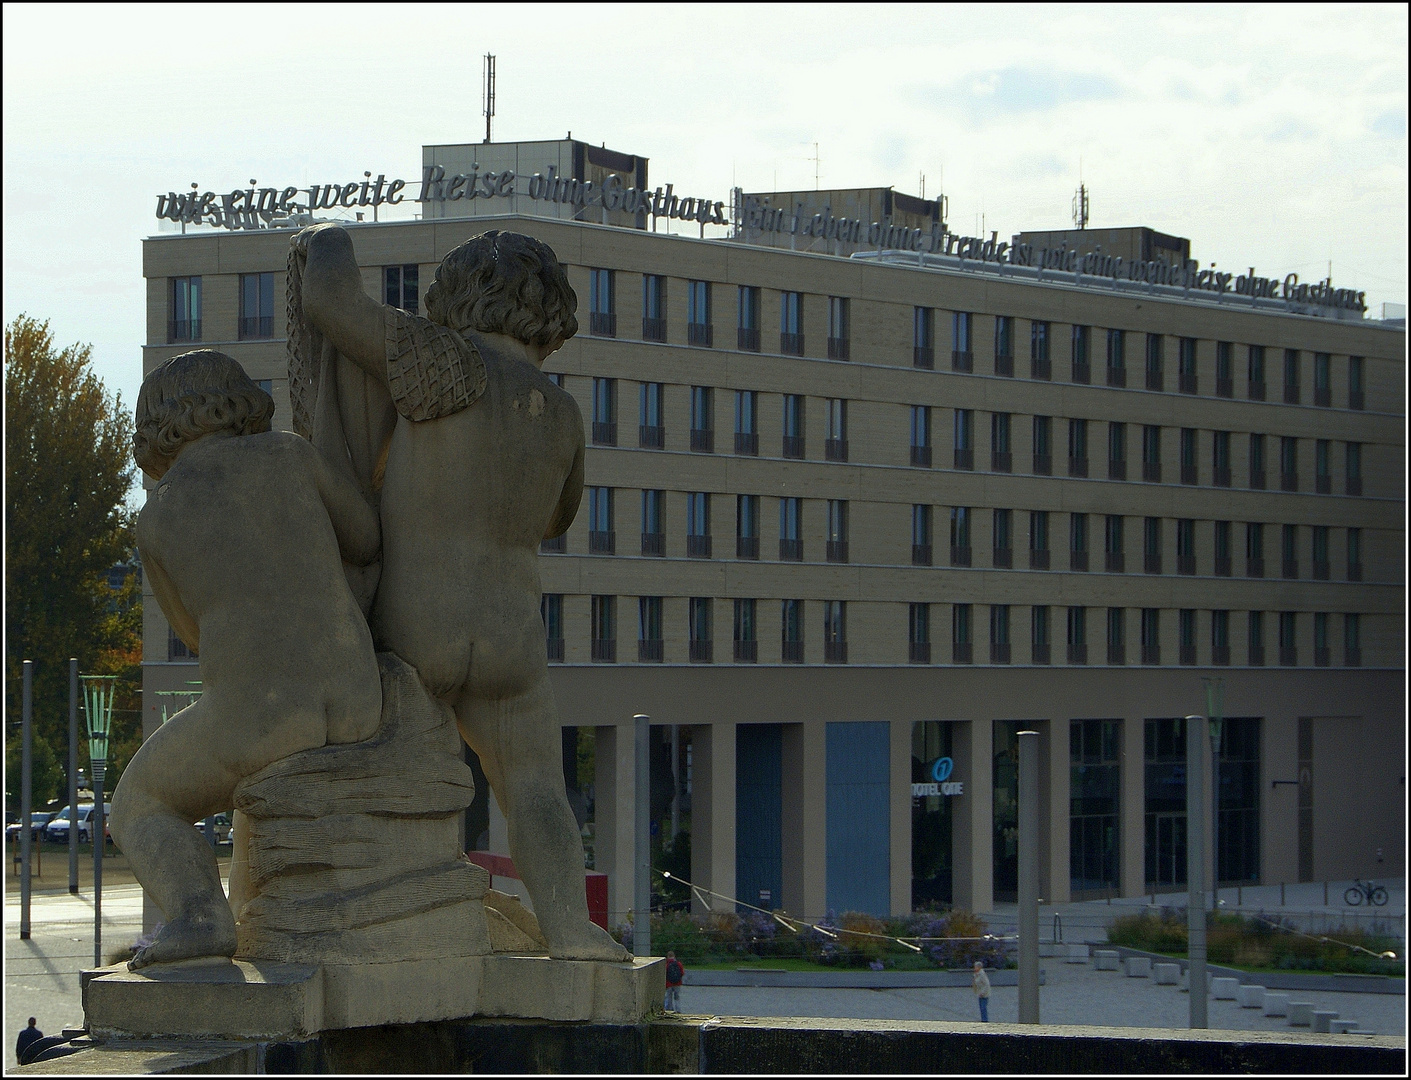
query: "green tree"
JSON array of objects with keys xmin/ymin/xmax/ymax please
[
  {"xmin": 5, "ymin": 315, "xmax": 141, "ymax": 792},
  {"xmin": 4, "ymin": 728, "xmax": 63, "ymax": 809}
]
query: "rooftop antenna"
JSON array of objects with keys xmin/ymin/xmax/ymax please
[
  {"xmin": 1072, "ymin": 158, "xmax": 1089, "ymax": 230},
  {"xmin": 920, "ymin": 172, "xmax": 925, "ymax": 200},
  {"xmin": 810, "ymin": 142, "xmax": 820, "ymax": 190},
  {"xmin": 482, "ymin": 54, "xmax": 495, "ymax": 144}
]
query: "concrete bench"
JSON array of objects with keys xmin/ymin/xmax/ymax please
[
  {"xmin": 1065, "ymin": 945, "xmax": 1089, "ymax": 964},
  {"xmin": 1210, "ymin": 977, "xmax": 1240, "ymax": 999},
  {"xmin": 1153, "ymin": 963, "xmax": 1180, "ymax": 985},
  {"xmin": 1237, "ymin": 984, "xmax": 1265, "ymax": 1008},
  {"xmin": 1094, "ymin": 950, "xmax": 1119, "ymax": 971},
  {"xmin": 1312, "ymin": 1011, "xmax": 1339, "ymax": 1033},
  {"xmin": 1329, "ymin": 1020, "xmax": 1359, "ymax": 1035},
  {"xmin": 1124, "ymin": 956, "xmax": 1151, "ymax": 977},
  {"xmin": 1262, "ymin": 992, "xmax": 1290, "ymax": 1017},
  {"xmin": 1287, "ymin": 1001, "xmax": 1314, "ymax": 1026}
]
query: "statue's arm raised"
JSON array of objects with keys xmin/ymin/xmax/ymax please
[
  {"xmin": 305, "ymin": 439, "xmax": 381, "ymax": 568},
  {"xmin": 297, "ymin": 224, "xmax": 388, "ymax": 385}
]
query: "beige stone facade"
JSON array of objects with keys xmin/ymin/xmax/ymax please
[{"xmin": 141, "ymin": 200, "xmax": 1404, "ymax": 927}]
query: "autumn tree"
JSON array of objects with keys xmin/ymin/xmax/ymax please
[{"xmin": 5, "ymin": 315, "xmax": 141, "ymax": 809}]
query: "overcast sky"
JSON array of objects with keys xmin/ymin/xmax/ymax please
[{"xmin": 4, "ymin": 2, "xmax": 1406, "ymax": 425}]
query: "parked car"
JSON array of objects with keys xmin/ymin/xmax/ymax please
[
  {"xmin": 192, "ymin": 813, "xmax": 234, "ymax": 844},
  {"xmin": 45, "ymin": 804, "xmax": 112, "ymax": 844},
  {"xmin": 5, "ymin": 811, "xmax": 57, "ymax": 843}
]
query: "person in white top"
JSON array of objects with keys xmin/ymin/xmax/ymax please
[{"xmin": 972, "ymin": 960, "xmax": 991, "ymax": 1022}]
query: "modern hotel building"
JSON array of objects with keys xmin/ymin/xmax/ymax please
[{"xmin": 141, "ymin": 139, "xmax": 1405, "ymax": 925}]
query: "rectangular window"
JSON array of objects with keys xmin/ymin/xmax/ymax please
[
  {"xmin": 689, "ymin": 597, "xmax": 714, "ymax": 663},
  {"xmin": 826, "ymin": 500, "xmax": 849, "ymax": 563},
  {"xmin": 641, "ymin": 489, "xmax": 664, "ymax": 556},
  {"xmin": 169, "ymin": 276, "xmax": 202, "ymax": 342},
  {"xmin": 991, "ymin": 412, "xmax": 1012, "ymax": 472},
  {"xmin": 588, "ymin": 486, "xmax": 614, "ymax": 554},
  {"xmin": 1279, "ymin": 611, "xmax": 1297, "ymax": 665},
  {"xmin": 1247, "ymin": 344, "xmax": 1267, "ymax": 399},
  {"xmin": 994, "ymin": 315, "xmax": 1014, "ymax": 376},
  {"xmin": 639, "ymin": 382, "xmax": 664, "ymax": 448},
  {"xmin": 542, "ymin": 594, "xmax": 564, "ymax": 662},
  {"xmin": 1071, "ymin": 324, "xmax": 1091, "ymax": 383},
  {"xmin": 912, "ymin": 504, "xmax": 932, "ymax": 565},
  {"xmin": 951, "ymin": 311, "xmax": 972, "ymax": 371},
  {"xmin": 1180, "ymin": 428, "xmax": 1197, "ymax": 485},
  {"xmin": 952, "ymin": 603, "xmax": 972, "ymax": 663},
  {"xmin": 687, "ymin": 494, "xmax": 711, "ymax": 558},
  {"xmin": 642, "ymin": 273, "xmax": 666, "ymax": 341},
  {"xmin": 1141, "ymin": 608, "xmax": 1160, "ymax": 664},
  {"xmin": 1144, "ymin": 334, "xmax": 1163, "ymax": 391},
  {"xmin": 736, "ymin": 493, "xmax": 759, "ymax": 559},
  {"xmin": 591, "ymin": 595, "xmax": 617, "ymax": 662},
  {"xmin": 1070, "ymin": 718, "xmax": 1121, "ymax": 895},
  {"xmin": 1215, "ymin": 341, "xmax": 1233, "ymax": 397},
  {"xmin": 780, "ymin": 291, "xmax": 803, "ymax": 354},
  {"xmin": 913, "ymin": 306, "xmax": 935, "ymax": 368},
  {"xmin": 950, "ymin": 506, "xmax": 971, "ymax": 565},
  {"xmin": 638, "ymin": 596, "xmax": 663, "ymax": 662},
  {"xmin": 953, "ymin": 409, "xmax": 973, "ymax": 469},
  {"xmin": 1348, "ymin": 355, "xmax": 1364, "ymax": 409},
  {"xmin": 1214, "ymin": 520, "xmax": 1232, "ymax": 576},
  {"xmin": 1312, "ymin": 525, "xmax": 1329, "ymax": 580},
  {"xmin": 1144, "ymin": 517, "xmax": 1162, "ymax": 574},
  {"xmin": 1246, "ymin": 522, "xmax": 1264, "ymax": 578},
  {"xmin": 589, "ymin": 268, "xmax": 616, "ymax": 336},
  {"xmin": 1211, "ymin": 609, "xmax": 1230, "ymax": 665},
  {"xmin": 1179, "ymin": 609, "xmax": 1196, "ymax": 664},
  {"xmin": 1070, "ymin": 512, "xmax": 1089, "ymax": 571},
  {"xmin": 1107, "ymin": 422, "xmax": 1126, "ymax": 480},
  {"xmin": 1031, "ymin": 605, "xmax": 1050, "ymax": 666},
  {"xmin": 384, "ymin": 264, "xmax": 419, "ymax": 314},
  {"xmin": 1283, "ymin": 348, "xmax": 1300, "ymax": 404},
  {"xmin": 733, "ymin": 389, "xmax": 757, "ymax": 455},
  {"xmin": 993, "ymin": 508, "xmax": 1012, "ymax": 568},
  {"xmin": 1344, "ymin": 612, "xmax": 1360, "ymax": 666},
  {"xmin": 910, "ymin": 405, "xmax": 932, "ymax": 466},
  {"xmin": 591, "ymin": 377, "xmax": 617, "ymax": 445},
  {"xmin": 781, "ymin": 598, "xmax": 804, "ymax": 662},
  {"xmin": 825, "ymin": 398, "xmax": 848, "ymax": 461},
  {"xmin": 779, "ymin": 497, "xmax": 802, "ymax": 561},
  {"xmin": 908, "ymin": 603, "xmax": 931, "ymax": 663},
  {"xmin": 990, "ymin": 604, "xmax": 1011, "ymax": 663},
  {"xmin": 1178, "ymin": 337, "xmax": 1197, "ymax": 393},
  {"xmin": 238, "ymin": 271, "xmax": 275, "ymax": 339},
  {"xmin": 1248, "ymin": 611, "xmax": 1264, "ymax": 669},
  {"xmin": 734, "ymin": 598, "xmax": 758, "ymax": 662},
  {"xmin": 1068, "ymin": 418, "xmax": 1088, "ymax": 478},
  {"xmin": 1313, "ymin": 352, "xmax": 1331, "ymax": 406},
  {"xmin": 687, "ymin": 280, "xmax": 712, "ymax": 346},
  {"xmin": 1213, "ymin": 430, "xmax": 1231, "ymax": 487},
  {"xmin": 1066, "ymin": 606, "xmax": 1087, "ymax": 664},
  {"xmin": 1104, "ymin": 515, "xmax": 1124, "ymax": 572},
  {"xmin": 782, "ymin": 394, "xmax": 805, "ymax": 458},
  {"xmin": 1032, "ymin": 415, "xmax": 1052, "ymax": 475},
  {"xmin": 1315, "ymin": 439, "xmax": 1330, "ymax": 493},
  {"xmin": 1030, "ymin": 320, "xmax": 1051, "ymax": 379},
  {"xmin": 823, "ymin": 600, "xmax": 847, "ymax": 663},
  {"xmin": 1142, "ymin": 425, "xmax": 1161, "ymax": 483},
  {"xmin": 1347, "ymin": 527, "xmax": 1362, "ymax": 581},
  {"xmin": 1029, "ymin": 510, "xmax": 1050, "ymax": 570},
  {"xmin": 828, "ymin": 296, "xmax": 850, "ymax": 360},
  {"xmin": 690, "ymin": 386, "xmax": 714, "ymax": 453},
  {"xmin": 737, "ymin": 285, "xmax": 761, "ymax": 351},
  {"xmin": 1281, "ymin": 436, "xmax": 1298, "ymax": 491},
  {"xmin": 1106, "ymin": 328, "xmax": 1126, "ymax": 386},
  {"xmin": 1345, "ymin": 442, "xmax": 1362, "ymax": 495},
  {"xmin": 1176, "ymin": 518, "xmax": 1195, "ymax": 575},
  {"xmin": 1249, "ymin": 433, "xmax": 1266, "ymax": 489},
  {"xmin": 1281, "ymin": 523, "xmax": 1298, "ymax": 579},
  {"xmin": 1106, "ymin": 607, "xmax": 1125, "ymax": 664}
]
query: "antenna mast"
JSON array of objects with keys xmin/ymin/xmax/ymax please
[
  {"xmin": 1072, "ymin": 181, "xmax": 1090, "ymax": 230},
  {"xmin": 483, "ymin": 54, "xmax": 496, "ymax": 143}
]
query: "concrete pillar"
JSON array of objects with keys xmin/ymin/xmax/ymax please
[
  {"xmin": 1047, "ymin": 719, "xmax": 1071, "ymax": 903},
  {"xmin": 782, "ymin": 722, "xmax": 827, "ymax": 919},
  {"xmin": 952, "ymin": 719, "xmax": 994, "ymax": 913},
  {"xmin": 690, "ymin": 722, "xmax": 736, "ymax": 915},
  {"xmin": 594, "ymin": 724, "xmax": 637, "ymax": 927},
  {"xmin": 1121, "ymin": 716, "xmax": 1146, "ymax": 899},
  {"xmin": 890, "ymin": 719, "xmax": 912, "ymax": 915}
]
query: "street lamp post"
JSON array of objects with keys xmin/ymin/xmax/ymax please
[
  {"xmin": 1204, "ymin": 678, "xmax": 1225, "ymax": 912},
  {"xmin": 83, "ymin": 674, "xmax": 117, "ymax": 968},
  {"xmin": 69, "ymin": 659, "xmax": 80, "ymax": 895}
]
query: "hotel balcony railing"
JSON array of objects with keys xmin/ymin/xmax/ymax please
[
  {"xmin": 1070, "ymin": 550, "xmax": 1089, "ymax": 572},
  {"xmin": 1216, "ymin": 376, "xmax": 1233, "ymax": 397},
  {"xmin": 951, "ymin": 349, "xmax": 973, "ymax": 373},
  {"xmin": 781, "ymin": 640, "xmax": 804, "ymax": 663},
  {"xmin": 1108, "ymin": 459, "xmax": 1126, "ymax": 481},
  {"xmin": 827, "ymin": 336, "xmax": 850, "ymax": 361},
  {"xmin": 737, "ymin": 326, "xmax": 760, "ymax": 352},
  {"xmin": 950, "ymin": 544, "xmax": 971, "ymax": 567},
  {"xmin": 589, "ymin": 311, "xmax": 616, "ymax": 337},
  {"xmin": 1107, "ymin": 643, "xmax": 1125, "ymax": 665},
  {"xmin": 588, "ymin": 530, "xmax": 615, "ymax": 555},
  {"xmin": 994, "ymin": 353, "xmax": 1014, "ymax": 377},
  {"xmin": 909, "ymin": 641, "xmax": 932, "ymax": 664},
  {"xmin": 1141, "ymin": 645, "xmax": 1160, "ymax": 665},
  {"xmin": 591, "ymin": 639, "xmax": 616, "ymax": 663},
  {"xmin": 1032, "ymin": 453, "xmax": 1052, "ymax": 476},
  {"xmin": 687, "ymin": 534, "xmax": 712, "ymax": 559},
  {"xmin": 1145, "ymin": 366, "xmax": 1163, "ymax": 392},
  {"xmin": 1029, "ymin": 548, "xmax": 1050, "ymax": 570},
  {"xmin": 1314, "ymin": 385, "xmax": 1331, "ymax": 407},
  {"xmin": 824, "ymin": 438, "xmax": 848, "ymax": 462},
  {"xmin": 1177, "ymin": 554, "xmax": 1196, "ymax": 575},
  {"xmin": 1214, "ymin": 466, "xmax": 1231, "ymax": 487},
  {"xmin": 1067, "ymin": 643, "xmax": 1087, "ymax": 665},
  {"xmin": 1212, "ymin": 645, "xmax": 1230, "ymax": 666},
  {"xmin": 591, "ymin": 421, "xmax": 617, "ymax": 446},
  {"xmin": 238, "ymin": 315, "xmax": 274, "ymax": 339},
  {"xmin": 1314, "ymin": 646, "xmax": 1330, "ymax": 667},
  {"xmin": 1346, "ymin": 476, "xmax": 1362, "ymax": 496},
  {"xmin": 1071, "ymin": 361, "xmax": 1090, "ymax": 384},
  {"xmin": 780, "ymin": 332, "xmax": 804, "ymax": 356},
  {"xmin": 690, "ymin": 428, "xmax": 714, "ymax": 453},
  {"xmin": 953, "ymin": 446, "xmax": 974, "ymax": 470},
  {"xmin": 1214, "ymin": 555, "xmax": 1232, "ymax": 576},
  {"xmin": 782, "ymin": 435, "xmax": 805, "ymax": 459},
  {"xmin": 1031, "ymin": 642, "xmax": 1051, "ymax": 664},
  {"xmin": 688, "ymin": 322, "xmax": 713, "ymax": 348},
  {"xmin": 546, "ymin": 638, "xmax": 564, "ymax": 663},
  {"xmin": 639, "ymin": 424, "xmax": 664, "ymax": 449},
  {"xmin": 734, "ymin": 639, "xmax": 758, "ymax": 663},
  {"xmin": 952, "ymin": 642, "xmax": 973, "ymax": 664},
  {"xmin": 1282, "ymin": 558, "xmax": 1298, "ymax": 579},
  {"xmin": 638, "ymin": 639, "xmax": 664, "ymax": 663},
  {"xmin": 911, "ymin": 445, "xmax": 932, "ymax": 467},
  {"xmin": 1248, "ymin": 645, "xmax": 1265, "ymax": 666},
  {"xmin": 1179, "ymin": 645, "xmax": 1197, "ymax": 666},
  {"xmin": 167, "ymin": 319, "xmax": 202, "ymax": 343},
  {"xmin": 1313, "ymin": 560, "xmax": 1330, "ymax": 581},
  {"xmin": 1284, "ymin": 381, "xmax": 1301, "ymax": 405},
  {"xmin": 1181, "ymin": 463, "xmax": 1198, "ymax": 485},
  {"xmin": 1281, "ymin": 470, "xmax": 1298, "ymax": 492},
  {"xmin": 912, "ymin": 543, "xmax": 932, "ymax": 567},
  {"xmin": 779, "ymin": 538, "xmax": 803, "ymax": 561},
  {"xmin": 641, "ymin": 532, "xmax": 665, "ymax": 556},
  {"xmin": 1344, "ymin": 646, "xmax": 1361, "ymax": 667},
  {"xmin": 1030, "ymin": 357, "xmax": 1051, "ymax": 380},
  {"xmin": 1144, "ymin": 553, "xmax": 1162, "ymax": 574},
  {"xmin": 1246, "ymin": 556, "xmax": 1264, "ymax": 578},
  {"xmin": 824, "ymin": 641, "xmax": 847, "ymax": 664},
  {"xmin": 1316, "ymin": 474, "xmax": 1331, "ymax": 494},
  {"xmin": 1142, "ymin": 461, "xmax": 1162, "ymax": 483},
  {"xmin": 642, "ymin": 316, "xmax": 666, "ymax": 342},
  {"xmin": 689, "ymin": 640, "xmax": 714, "ymax": 664},
  {"xmin": 1106, "ymin": 365, "xmax": 1126, "ymax": 388},
  {"xmin": 1105, "ymin": 552, "xmax": 1124, "ymax": 573},
  {"xmin": 913, "ymin": 345, "xmax": 934, "ymax": 370},
  {"xmin": 992, "ymin": 547, "xmax": 1012, "ymax": 569},
  {"xmin": 992, "ymin": 450, "xmax": 1012, "ymax": 473},
  {"xmin": 1249, "ymin": 468, "xmax": 1266, "ymax": 490},
  {"xmin": 1279, "ymin": 646, "xmax": 1297, "ymax": 666},
  {"xmin": 1179, "ymin": 372, "xmax": 1198, "ymax": 394},
  {"xmin": 990, "ymin": 642, "xmax": 1011, "ymax": 664},
  {"xmin": 540, "ymin": 535, "xmax": 566, "ymax": 553},
  {"xmin": 1068, "ymin": 456, "xmax": 1088, "ymax": 479},
  {"xmin": 734, "ymin": 431, "xmax": 758, "ymax": 455},
  {"xmin": 736, "ymin": 535, "xmax": 759, "ymax": 560},
  {"xmin": 825, "ymin": 540, "xmax": 849, "ymax": 563},
  {"xmin": 1248, "ymin": 379, "xmax": 1266, "ymax": 401}
]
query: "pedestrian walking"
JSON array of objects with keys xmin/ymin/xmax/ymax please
[
  {"xmin": 664, "ymin": 950, "xmax": 685, "ymax": 1012},
  {"xmin": 972, "ymin": 961, "xmax": 991, "ymax": 1022},
  {"xmin": 16, "ymin": 1018, "xmax": 44, "ymax": 1063}
]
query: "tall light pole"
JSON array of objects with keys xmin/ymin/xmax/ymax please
[
  {"xmin": 69, "ymin": 659, "xmax": 79, "ymax": 895},
  {"xmin": 1204, "ymin": 678, "xmax": 1224, "ymax": 910},
  {"xmin": 83, "ymin": 674, "xmax": 117, "ymax": 968},
  {"xmin": 20, "ymin": 660, "xmax": 34, "ymax": 940},
  {"xmin": 1017, "ymin": 730, "xmax": 1041, "ymax": 1023},
  {"xmin": 1185, "ymin": 713, "xmax": 1207, "ymax": 1028}
]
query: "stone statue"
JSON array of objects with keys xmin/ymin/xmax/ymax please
[
  {"xmin": 111, "ymin": 349, "xmax": 383, "ymax": 969},
  {"xmin": 291, "ymin": 223, "xmax": 628, "ymax": 963}
]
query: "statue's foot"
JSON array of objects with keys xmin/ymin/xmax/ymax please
[
  {"xmin": 547, "ymin": 920, "xmax": 633, "ymax": 963},
  {"xmin": 128, "ymin": 913, "xmax": 237, "ymax": 971}
]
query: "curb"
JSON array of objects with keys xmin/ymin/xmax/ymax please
[
  {"xmin": 685, "ymin": 968, "xmax": 1044, "ymax": 989},
  {"xmin": 1092, "ymin": 943, "xmax": 1405, "ymax": 996}
]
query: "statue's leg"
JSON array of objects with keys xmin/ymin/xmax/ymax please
[
  {"xmin": 109, "ymin": 698, "xmax": 239, "ymax": 969},
  {"xmin": 455, "ymin": 677, "xmax": 631, "ymax": 962}
]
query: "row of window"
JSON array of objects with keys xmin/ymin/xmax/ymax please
[
  {"xmin": 585, "ymin": 379, "xmax": 1368, "ymax": 494},
  {"xmin": 539, "ymin": 596, "xmax": 1364, "ymax": 668},
  {"xmin": 582, "ymin": 269, "xmax": 1370, "ymax": 409},
  {"xmin": 553, "ymin": 492, "xmax": 1369, "ymax": 582}
]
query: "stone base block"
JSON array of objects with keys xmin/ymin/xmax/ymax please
[
  {"xmin": 1263, "ymin": 992, "xmax": 1289, "ymax": 1016},
  {"xmin": 1288, "ymin": 1001, "xmax": 1314, "ymax": 1026},
  {"xmin": 1237, "ymin": 984, "xmax": 1265, "ymax": 1008},
  {"xmin": 1093, "ymin": 950, "xmax": 1119, "ymax": 971},
  {"xmin": 1329, "ymin": 1019, "xmax": 1359, "ymax": 1034},
  {"xmin": 1210, "ymin": 976, "xmax": 1239, "ymax": 999},
  {"xmin": 1312, "ymin": 1010, "xmax": 1339, "ymax": 1033},
  {"xmin": 1065, "ymin": 945, "xmax": 1089, "ymax": 963},
  {"xmin": 84, "ymin": 954, "xmax": 663, "ymax": 1039},
  {"xmin": 1124, "ymin": 956, "xmax": 1151, "ymax": 977},
  {"xmin": 1153, "ymin": 962, "xmax": 1180, "ymax": 984}
]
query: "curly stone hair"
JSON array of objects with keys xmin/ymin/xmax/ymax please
[
  {"xmin": 424, "ymin": 230, "xmax": 578, "ymax": 350},
  {"xmin": 133, "ymin": 350, "xmax": 274, "ymax": 477}
]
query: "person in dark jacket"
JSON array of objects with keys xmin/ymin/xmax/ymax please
[
  {"xmin": 16, "ymin": 1018, "xmax": 43, "ymax": 1063},
  {"xmin": 664, "ymin": 951, "xmax": 685, "ymax": 1011}
]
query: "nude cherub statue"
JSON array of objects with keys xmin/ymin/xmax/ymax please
[
  {"xmin": 294, "ymin": 223, "xmax": 629, "ymax": 961},
  {"xmin": 110, "ymin": 349, "xmax": 383, "ymax": 969}
]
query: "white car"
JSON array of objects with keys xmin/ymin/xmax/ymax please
[{"xmin": 44, "ymin": 804, "xmax": 112, "ymax": 844}]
